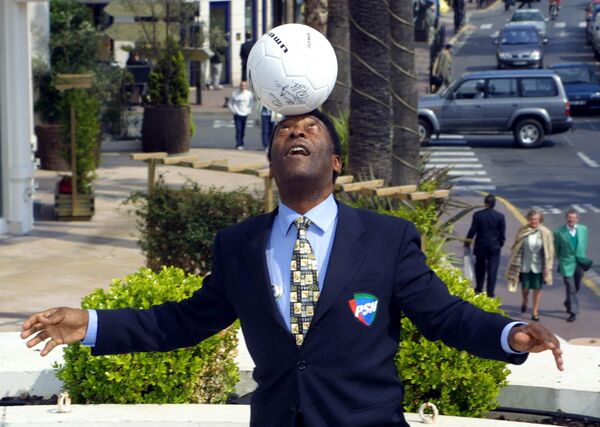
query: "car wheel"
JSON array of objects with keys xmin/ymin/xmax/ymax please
[
  {"xmin": 514, "ymin": 119, "xmax": 545, "ymax": 148},
  {"xmin": 418, "ymin": 118, "xmax": 433, "ymax": 146}
]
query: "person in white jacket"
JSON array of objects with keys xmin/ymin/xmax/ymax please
[{"xmin": 227, "ymin": 81, "xmax": 255, "ymax": 150}]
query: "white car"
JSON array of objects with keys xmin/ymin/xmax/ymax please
[{"xmin": 507, "ymin": 9, "xmax": 548, "ymax": 42}]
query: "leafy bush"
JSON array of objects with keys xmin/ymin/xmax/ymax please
[
  {"xmin": 148, "ymin": 42, "xmax": 189, "ymax": 106},
  {"xmin": 396, "ymin": 263, "xmax": 510, "ymax": 417},
  {"xmin": 128, "ymin": 180, "xmax": 264, "ymax": 275},
  {"xmin": 60, "ymin": 89, "xmax": 101, "ymax": 194},
  {"xmin": 56, "ymin": 267, "xmax": 239, "ymax": 404}
]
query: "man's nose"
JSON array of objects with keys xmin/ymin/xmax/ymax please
[{"xmin": 289, "ymin": 125, "xmax": 305, "ymax": 139}]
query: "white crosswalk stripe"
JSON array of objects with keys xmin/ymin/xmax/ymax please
[
  {"xmin": 579, "ymin": 21, "xmax": 587, "ymax": 28},
  {"xmin": 423, "ymin": 146, "xmax": 496, "ymax": 192},
  {"xmin": 480, "ymin": 23, "xmax": 493, "ymax": 30},
  {"xmin": 554, "ymin": 22, "xmax": 566, "ymax": 28},
  {"xmin": 213, "ymin": 120, "xmax": 256, "ymax": 128},
  {"xmin": 530, "ymin": 204, "xmax": 600, "ymax": 215}
]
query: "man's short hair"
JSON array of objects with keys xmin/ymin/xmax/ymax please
[
  {"xmin": 267, "ymin": 109, "xmax": 343, "ymax": 181},
  {"xmin": 565, "ymin": 208, "xmax": 578, "ymax": 217},
  {"xmin": 484, "ymin": 194, "xmax": 496, "ymax": 208},
  {"xmin": 245, "ymin": 31, "xmax": 252, "ymax": 40}
]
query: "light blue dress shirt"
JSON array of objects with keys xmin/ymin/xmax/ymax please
[
  {"xmin": 267, "ymin": 194, "xmax": 338, "ymax": 330},
  {"xmin": 82, "ymin": 193, "xmax": 522, "ymax": 354}
]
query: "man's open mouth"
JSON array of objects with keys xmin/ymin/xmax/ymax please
[{"xmin": 287, "ymin": 145, "xmax": 310, "ymax": 156}]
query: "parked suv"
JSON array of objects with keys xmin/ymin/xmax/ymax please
[{"xmin": 418, "ymin": 70, "xmax": 573, "ymax": 148}]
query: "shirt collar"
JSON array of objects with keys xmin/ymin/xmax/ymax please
[
  {"xmin": 568, "ymin": 224, "xmax": 577, "ymax": 232},
  {"xmin": 276, "ymin": 194, "xmax": 338, "ymax": 236}
]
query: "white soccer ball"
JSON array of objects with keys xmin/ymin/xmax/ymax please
[{"xmin": 247, "ymin": 23, "xmax": 338, "ymax": 116}]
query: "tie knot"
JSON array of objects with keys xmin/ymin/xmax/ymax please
[{"xmin": 294, "ymin": 216, "xmax": 312, "ymax": 231}]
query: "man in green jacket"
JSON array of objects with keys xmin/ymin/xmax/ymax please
[{"xmin": 554, "ymin": 209, "xmax": 589, "ymax": 322}]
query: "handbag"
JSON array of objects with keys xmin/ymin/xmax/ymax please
[{"xmin": 576, "ymin": 256, "xmax": 593, "ymax": 272}]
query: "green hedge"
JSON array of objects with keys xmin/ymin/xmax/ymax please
[
  {"xmin": 128, "ymin": 181, "xmax": 264, "ymax": 275},
  {"xmin": 396, "ymin": 263, "xmax": 509, "ymax": 417},
  {"xmin": 55, "ymin": 267, "xmax": 239, "ymax": 403}
]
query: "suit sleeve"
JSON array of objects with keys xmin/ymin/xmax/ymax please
[
  {"xmin": 499, "ymin": 213, "xmax": 506, "ymax": 248},
  {"xmin": 394, "ymin": 222, "xmax": 527, "ymax": 364},
  {"xmin": 92, "ymin": 232, "xmax": 237, "ymax": 355},
  {"xmin": 466, "ymin": 213, "xmax": 478, "ymax": 242}
]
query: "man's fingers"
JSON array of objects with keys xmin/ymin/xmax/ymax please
[
  {"xmin": 26, "ymin": 331, "xmax": 50, "ymax": 348},
  {"xmin": 20, "ymin": 321, "xmax": 44, "ymax": 339},
  {"xmin": 552, "ymin": 347, "xmax": 564, "ymax": 371},
  {"xmin": 40, "ymin": 338, "xmax": 59, "ymax": 357}
]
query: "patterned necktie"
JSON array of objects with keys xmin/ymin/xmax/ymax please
[{"xmin": 290, "ymin": 216, "xmax": 320, "ymax": 346}]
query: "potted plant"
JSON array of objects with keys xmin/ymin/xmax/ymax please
[{"xmin": 141, "ymin": 40, "xmax": 191, "ymax": 153}]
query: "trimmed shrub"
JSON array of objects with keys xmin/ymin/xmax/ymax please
[
  {"xmin": 395, "ymin": 263, "xmax": 509, "ymax": 417},
  {"xmin": 55, "ymin": 267, "xmax": 239, "ymax": 403},
  {"xmin": 128, "ymin": 181, "xmax": 264, "ymax": 275}
]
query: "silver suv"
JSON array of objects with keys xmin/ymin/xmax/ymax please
[{"xmin": 418, "ymin": 70, "xmax": 573, "ymax": 148}]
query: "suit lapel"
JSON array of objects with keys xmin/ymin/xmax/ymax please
[
  {"xmin": 241, "ymin": 210, "xmax": 289, "ymax": 331},
  {"xmin": 311, "ymin": 203, "xmax": 367, "ymax": 328}
]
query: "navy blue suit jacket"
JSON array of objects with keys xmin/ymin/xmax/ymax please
[
  {"xmin": 466, "ymin": 208, "xmax": 506, "ymax": 256},
  {"xmin": 93, "ymin": 202, "xmax": 526, "ymax": 427}
]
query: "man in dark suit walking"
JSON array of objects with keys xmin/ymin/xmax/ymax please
[
  {"xmin": 240, "ymin": 32, "xmax": 254, "ymax": 81},
  {"xmin": 22, "ymin": 111, "xmax": 562, "ymax": 427},
  {"xmin": 466, "ymin": 194, "xmax": 506, "ymax": 298}
]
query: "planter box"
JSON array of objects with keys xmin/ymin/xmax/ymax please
[{"xmin": 54, "ymin": 186, "xmax": 95, "ymax": 221}]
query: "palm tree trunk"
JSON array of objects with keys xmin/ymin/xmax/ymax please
[
  {"xmin": 304, "ymin": 0, "xmax": 328, "ymax": 34},
  {"xmin": 390, "ymin": 0, "xmax": 420, "ymax": 185},
  {"xmin": 322, "ymin": 0, "xmax": 350, "ymax": 117},
  {"xmin": 347, "ymin": 0, "xmax": 391, "ymax": 181}
]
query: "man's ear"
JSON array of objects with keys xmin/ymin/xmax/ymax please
[{"xmin": 333, "ymin": 155, "xmax": 342, "ymax": 175}]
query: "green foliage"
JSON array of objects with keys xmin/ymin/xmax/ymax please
[
  {"xmin": 60, "ymin": 89, "xmax": 101, "ymax": 194},
  {"xmin": 49, "ymin": 0, "xmax": 99, "ymax": 73},
  {"xmin": 396, "ymin": 263, "xmax": 509, "ymax": 417},
  {"xmin": 93, "ymin": 63, "xmax": 134, "ymax": 138},
  {"xmin": 33, "ymin": 61, "xmax": 63, "ymax": 124},
  {"xmin": 326, "ymin": 111, "xmax": 349, "ymax": 173},
  {"xmin": 55, "ymin": 267, "xmax": 239, "ymax": 404},
  {"xmin": 148, "ymin": 42, "xmax": 189, "ymax": 106},
  {"xmin": 128, "ymin": 180, "xmax": 264, "ymax": 275},
  {"xmin": 209, "ymin": 26, "xmax": 229, "ymax": 64}
]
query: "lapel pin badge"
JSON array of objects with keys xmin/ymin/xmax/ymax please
[{"xmin": 272, "ymin": 284, "xmax": 283, "ymax": 300}]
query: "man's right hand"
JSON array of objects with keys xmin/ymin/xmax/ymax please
[{"xmin": 21, "ymin": 308, "xmax": 89, "ymax": 356}]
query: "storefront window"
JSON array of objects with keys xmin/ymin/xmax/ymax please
[{"xmin": 245, "ymin": 0, "xmax": 256, "ymax": 38}]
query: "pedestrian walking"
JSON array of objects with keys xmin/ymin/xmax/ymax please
[
  {"xmin": 452, "ymin": 0, "xmax": 465, "ymax": 32},
  {"xmin": 260, "ymin": 103, "xmax": 274, "ymax": 151},
  {"xmin": 240, "ymin": 32, "xmax": 254, "ymax": 82},
  {"xmin": 21, "ymin": 110, "xmax": 564, "ymax": 427},
  {"xmin": 209, "ymin": 46, "xmax": 225, "ymax": 90},
  {"xmin": 425, "ymin": 1, "xmax": 437, "ymax": 45},
  {"xmin": 506, "ymin": 209, "xmax": 554, "ymax": 321},
  {"xmin": 504, "ymin": 0, "xmax": 516, "ymax": 11},
  {"xmin": 554, "ymin": 209, "xmax": 591, "ymax": 322},
  {"xmin": 465, "ymin": 194, "xmax": 506, "ymax": 298},
  {"xmin": 518, "ymin": 0, "xmax": 532, "ymax": 9},
  {"xmin": 227, "ymin": 81, "xmax": 255, "ymax": 150},
  {"xmin": 431, "ymin": 43, "xmax": 454, "ymax": 92}
]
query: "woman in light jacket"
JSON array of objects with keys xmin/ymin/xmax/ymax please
[{"xmin": 506, "ymin": 209, "xmax": 554, "ymax": 321}]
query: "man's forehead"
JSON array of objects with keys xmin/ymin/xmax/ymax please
[{"xmin": 279, "ymin": 114, "xmax": 324, "ymax": 126}]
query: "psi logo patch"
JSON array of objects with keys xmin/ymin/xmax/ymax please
[{"xmin": 348, "ymin": 293, "xmax": 379, "ymax": 326}]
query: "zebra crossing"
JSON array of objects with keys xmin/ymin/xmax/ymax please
[{"xmin": 424, "ymin": 140, "xmax": 496, "ymax": 192}]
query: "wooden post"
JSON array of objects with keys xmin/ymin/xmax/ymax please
[
  {"xmin": 264, "ymin": 176, "xmax": 274, "ymax": 213},
  {"xmin": 70, "ymin": 105, "xmax": 77, "ymax": 216},
  {"xmin": 148, "ymin": 158, "xmax": 157, "ymax": 194}
]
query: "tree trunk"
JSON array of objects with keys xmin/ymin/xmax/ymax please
[
  {"xmin": 390, "ymin": 0, "xmax": 420, "ymax": 185},
  {"xmin": 322, "ymin": 0, "xmax": 350, "ymax": 117},
  {"xmin": 347, "ymin": 0, "xmax": 391, "ymax": 181},
  {"xmin": 304, "ymin": 0, "xmax": 328, "ymax": 34}
]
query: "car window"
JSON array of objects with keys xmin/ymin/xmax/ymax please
[
  {"xmin": 453, "ymin": 79, "xmax": 486, "ymax": 100},
  {"xmin": 501, "ymin": 29, "xmax": 540, "ymax": 44},
  {"xmin": 520, "ymin": 78, "xmax": 558, "ymax": 97},
  {"xmin": 486, "ymin": 78, "xmax": 518, "ymax": 98},
  {"xmin": 512, "ymin": 11, "xmax": 543, "ymax": 21},
  {"xmin": 553, "ymin": 67, "xmax": 598, "ymax": 84}
]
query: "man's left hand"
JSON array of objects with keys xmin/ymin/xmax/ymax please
[{"xmin": 509, "ymin": 323, "xmax": 564, "ymax": 371}]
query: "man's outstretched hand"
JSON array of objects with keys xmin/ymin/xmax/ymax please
[
  {"xmin": 21, "ymin": 308, "xmax": 89, "ymax": 356},
  {"xmin": 509, "ymin": 323, "xmax": 564, "ymax": 371}
]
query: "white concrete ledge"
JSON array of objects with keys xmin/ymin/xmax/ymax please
[{"xmin": 0, "ymin": 404, "xmax": 555, "ymax": 426}]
